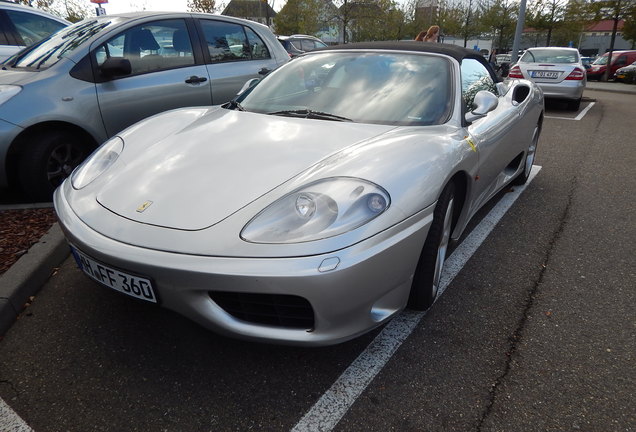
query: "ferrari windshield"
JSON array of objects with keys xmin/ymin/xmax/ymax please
[
  {"xmin": 8, "ymin": 17, "xmax": 123, "ymax": 69},
  {"xmin": 236, "ymin": 51, "xmax": 453, "ymax": 126}
]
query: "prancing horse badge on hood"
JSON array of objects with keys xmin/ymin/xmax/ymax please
[{"xmin": 136, "ymin": 200, "xmax": 153, "ymax": 213}]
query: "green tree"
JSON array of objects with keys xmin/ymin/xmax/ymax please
[
  {"xmin": 480, "ymin": 0, "xmax": 518, "ymax": 51},
  {"xmin": 526, "ymin": 0, "xmax": 566, "ymax": 46},
  {"xmin": 188, "ymin": 0, "xmax": 216, "ymax": 13},
  {"xmin": 17, "ymin": 0, "xmax": 55, "ymax": 10},
  {"xmin": 18, "ymin": 0, "xmax": 91, "ymax": 22},
  {"xmin": 460, "ymin": 0, "xmax": 485, "ymax": 47},
  {"xmin": 346, "ymin": 0, "xmax": 402, "ymax": 42},
  {"xmin": 555, "ymin": 0, "xmax": 596, "ymax": 48},
  {"xmin": 274, "ymin": 0, "xmax": 324, "ymax": 35},
  {"xmin": 623, "ymin": 2, "xmax": 636, "ymax": 47},
  {"xmin": 435, "ymin": 0, "xmax": 469, "ymax": 40}
]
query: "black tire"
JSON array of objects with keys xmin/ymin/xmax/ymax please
[
  {"xmin": 18, "ymin": 130, "xmax": 91, "ymax": 201},
  {"xmin": 408, "ymin": 182, "xmax": 456, "ymax": 311},
  {"xmin": 512, "ymin": 123, "xmax": 540, "ymax": 186},
  {"xmin": 567, "ymin": 98, "xmax": 581, "ymax": 111}
]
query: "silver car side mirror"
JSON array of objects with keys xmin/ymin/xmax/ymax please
[{"xmin": 465, "ymin": 90, "xmax": 499, "ymax": 123}]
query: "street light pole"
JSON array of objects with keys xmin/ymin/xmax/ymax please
[{"xmin": 510, "ymin": 0, "xmax": 527, "ymax": 64}]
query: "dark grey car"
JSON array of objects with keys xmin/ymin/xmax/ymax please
[{"xmin": 0, "ymin": 12, "xmax": 288, "ymax": 200}]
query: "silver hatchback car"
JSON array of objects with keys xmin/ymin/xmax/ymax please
[
  {"xmin": 0, "ymin": 12, "xmax": 289, "ymax": 200},
  {"xmin": 508, "ymin": 47, "xmax": 586, "ymax": 110}
]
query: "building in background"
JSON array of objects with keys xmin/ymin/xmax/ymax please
[
  {"xmin": 414, "ymin": 0, "xmax": 439, "ymax": 29},
  {"xmin": 578, "ymin": 20, "xmax": 630, "ymax": 57},
  {"xmin": 222, "ymin": 0, "xmax": 277, "ymax": 27}
]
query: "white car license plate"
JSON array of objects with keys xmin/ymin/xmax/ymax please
[
  {"xmin": 71, "ymin": 247, "xmax": 157, "ymax": 303},
  {"xmin": 531, "ymin": 70, "xmax": 559, "ymax": 79}
]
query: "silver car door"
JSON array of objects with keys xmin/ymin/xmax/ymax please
[
  {"xmin": 461, "ymin": 59, "xmax": 527, "ymax": 210},
  {"xmin": 95, "ymin": 19, "xmax": 212, "ymax": 137},
  {"xmin": 197, "ymin": 19, "xmax": 281, "ymax": 104}
]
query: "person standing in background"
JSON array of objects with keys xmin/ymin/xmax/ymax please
[{"xmin": 415, "ymin": 25, "xmax": 440, "ymax": 42}]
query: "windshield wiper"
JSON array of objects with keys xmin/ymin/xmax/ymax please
[
  {"xmin": 267, "ymin": 109, "xmax": 352, "ymax": 122},
  {"xmin": 224, "ymin": 99, "xmax": 246, "ymax": 111}
]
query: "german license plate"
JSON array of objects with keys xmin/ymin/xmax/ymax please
[
  {"xmin": 531, "ymin": 70, "xmax": 559, "ymax": 79},
  {"xmin": 71, "ymin": 246, "xmax": 157, "ymax": 303}
]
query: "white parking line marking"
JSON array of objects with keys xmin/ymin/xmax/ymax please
[
  {"xmin": 292, "ymin": 166, "xmax": 542, "ymax": 432},
  {"xmin": 545, "ymin": 102, "xmax": 595, "ymax": 121},
  {"xmin": 0, "ymin": 168, "xmax": 542, "ymax": 432},
  {"xmin": 0, "ymin": 398, "xmax": 33, "ymax": 431}
]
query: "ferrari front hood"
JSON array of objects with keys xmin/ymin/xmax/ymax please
[{"xmin": 96, "ymin": 109, "xmax": 395, "ymax": 231}]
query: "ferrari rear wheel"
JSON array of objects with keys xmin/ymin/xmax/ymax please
[{"xmin": 408, "ymin": 182, "xmax": 456, "ymax": 311}]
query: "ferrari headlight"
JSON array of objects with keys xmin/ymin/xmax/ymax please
[
  {"xmin": 241, "ymin": 177, "xmax": 390, "ymax": 243},
  {"xmin": 71, "ymin": 136, "xmax": 123, "ymax": 189},
  {"xmin": 0, "ymin": 85, "xmax": 21, "ymax": 106}
]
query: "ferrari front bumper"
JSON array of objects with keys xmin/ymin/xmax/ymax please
[{"xmin": 54, "ymin": 187, "xmax": 435, "ymax": 346}]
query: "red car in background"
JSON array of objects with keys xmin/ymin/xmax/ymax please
[{"xmin": 587, "ymin": 50, "xmax": 636, "ymax": 80}]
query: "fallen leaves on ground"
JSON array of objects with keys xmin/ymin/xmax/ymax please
[{"xmin": 0, "ymin": 208, "xmax": 57, "ymax": 275}]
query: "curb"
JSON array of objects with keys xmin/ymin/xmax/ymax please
[
  {"xmin": 585, "ymin": 82, "xmax": 636, "ymax": 95},
  {"xmin": 0, "ymin": 222, "xmax": 69, "ymax": 336},
  {"xmin": 585, "ymin": 86, "xmax": 636, "ymax": 95}
]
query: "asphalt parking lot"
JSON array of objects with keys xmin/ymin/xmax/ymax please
[{"xmin": 1, "ymin": 84, "xmax": 635, "ymax": 431}]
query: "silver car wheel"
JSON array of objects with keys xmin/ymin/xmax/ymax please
[
  {"xmin": 513, "ymin": 124, "xmax": 540, "ymax": 186},
  {"xmin": 432, "ymin": 196, "xmax": 454, "ymax": 295},
  {"xmin": 524, "ymin": 127, "xmax": 538, "ymax": 174},
  {"xmin": 408, "ymin": 182, "xmax": 456, "ymax": 311}
]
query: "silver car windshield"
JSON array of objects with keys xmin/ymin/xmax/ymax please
[
  {"xmin": 10, "ymin": 17, "xmax": 123, "ymax": 69},
  {"xmin": 521, "ymin": 49, "xmax": 579, "ymax": 64},
  {"xmin": 237, "ymin": 52, "xmax": 453, "ymax": 126}
]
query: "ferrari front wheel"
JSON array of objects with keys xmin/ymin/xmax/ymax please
[{"xmin": 408, "ymin": 182, "xmax": 456, "ymax": 311}]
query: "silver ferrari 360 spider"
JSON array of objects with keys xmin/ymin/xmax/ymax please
[{"xmin": 54, "ymin": 42, "xmax": 544, "ymax": 346}]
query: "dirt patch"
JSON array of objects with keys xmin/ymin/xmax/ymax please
[{"xmin": 0, "ymin": 208, "xmax": 58, "ymax": 275}]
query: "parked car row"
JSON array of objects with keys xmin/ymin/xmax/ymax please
[{"xmin": 0, "ymin": 11, "xmax": 289, "ymax": 200}]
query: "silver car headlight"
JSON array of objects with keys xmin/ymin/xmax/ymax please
[
  {"xmin": 71, "ymin": 136, "xmax": 124, "ymax": 189},
  {"xmin": 241, "ymin": 177, "xmax": 390, "ymax": 244},
  {"xmin": 0, "ymin": 85, "xmax": 21, "ymax": 106}
]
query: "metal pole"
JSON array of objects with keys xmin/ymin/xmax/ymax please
[{"xmin": 510, "ymin": 0, "xmax": 527, "ymax": 64}]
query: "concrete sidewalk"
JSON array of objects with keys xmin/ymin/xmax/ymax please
[
  {"xmin": 585, "ymin": 79, "xmax": 636, "ymax": 94},
  {"xmin": 0, "ymin": 223, "xmax": 68, "ymax": 335},
  {"xmin": 0, "ymin": 79, "xmax": 634, "ymax": 337}
]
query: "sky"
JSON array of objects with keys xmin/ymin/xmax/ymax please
[
  {"xmin": 94, "ymin": 0, "xmax": 315, "ymax": 14},
  {"xmin": 99, "ymin": 0, "xmax": 190, "ymax": 14}
]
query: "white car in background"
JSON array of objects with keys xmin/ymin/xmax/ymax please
[
  {"xmin": 508, "ymin": 47, "xmax": 586, "ymax": 110},
  {"xmin": 0, "ymin": 1, "xmax": 68, "ymax": 62}
]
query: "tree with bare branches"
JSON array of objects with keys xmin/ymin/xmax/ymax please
[{"xmin": 188, "ymin": 0, "xmax": 216, "ymax": 13}]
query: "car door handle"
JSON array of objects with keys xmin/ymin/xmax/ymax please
[
  {"xmin": 258, "ymin": 67, "xmax": 271, "ymax": 75},
  {"xmin": 185, "ymin": 75, "xmax": 208, "ymax": 84}
]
